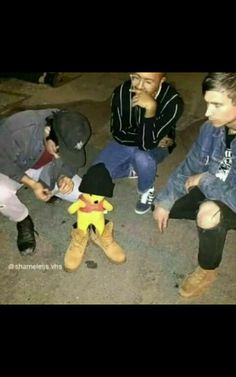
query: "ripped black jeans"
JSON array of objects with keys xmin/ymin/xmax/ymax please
[{"xmin": 169, "ymin": 187, "xmax": 236, "ymax": 270}]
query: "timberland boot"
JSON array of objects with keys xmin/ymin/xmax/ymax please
[
  {"xmin": 90, "ymin": 221, "xmax": 126, "ymax": 264},
  {"xmin": 179, "ymin": 266, "xmax": 218, "ymax": 298},
  {"xmin": 64, "ymin": 229, "xmax": 89, "ymax": 272}
]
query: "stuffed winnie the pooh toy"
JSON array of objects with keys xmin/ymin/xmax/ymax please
[{"xmin": 64, "ymin": 163, "xmax": 126, "ymax": 272}]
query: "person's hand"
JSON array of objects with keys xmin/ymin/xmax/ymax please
[
  {"xmin": 153, "ymin": 206, "xmax": 170, "ymax": 233},
  {"xmin": 130, "ymin": 88, "xmax": 157, "ymax": 114},
  {"xmin": 185, "ymin": 173, "xmax": 205, "ymax": 192},
  {"xmin": 158, "ymin": 136, "xmax": 174, "ymax": 148},
  {"xmin": 32, "ymin": 182, "xmax": 52, "ymax": 202},
  {"xmin": 57, "ymin": 176, "xmax": 74, "ymax": 194}
]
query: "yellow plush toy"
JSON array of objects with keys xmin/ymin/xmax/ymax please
[
  {"xmin": 64, "ymin": 163, "xmax": 126, "ymax": 272},
  {"xmin": 68, "ymin": 193, "xmax": 113, "ymax": 235}
]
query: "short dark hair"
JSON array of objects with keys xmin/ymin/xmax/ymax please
[
  {"xmin": 45, "ymin": 115, "xmax": 59, "ymax": 145},
  {"xmin": 46, "ymin": 126, "xmax": 59, "ymax": 145},
  {"xmin": 202, "ymin": 72, "xmax": 236, "ymax": 104}
]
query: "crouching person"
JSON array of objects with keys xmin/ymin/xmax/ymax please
[
  {"xmin": 0, "ymin": 109, "xmax": 91, "ymax": 255},
  {"xmin": 153, "ymin": 72, "xmax": 236, "ymax": 298}
]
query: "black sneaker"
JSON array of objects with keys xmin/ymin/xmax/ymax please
[
  {"xmin": 135, "ymin": 187, "xmax": 155, "ymax": 215},
  {"xmin": 16, "ymin": 215, "xmax": 37, "ymax": 255}
]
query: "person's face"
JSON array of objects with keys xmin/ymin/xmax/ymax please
[
  {"xmin": 45, "ymin": 139, "xmax": 60, "ymax": 158},
  {"xmin": 130, "ymin": 72, "xmax": 165, "ymax": 96},
  {"xmin": 44, "ymin": 128, "xmax": 60, "ymax": 158},
  {"xmin": 204, "ymin": 91, "xmax": 236, "ymax": 129}
]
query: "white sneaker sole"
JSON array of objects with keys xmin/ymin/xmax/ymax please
[{"xmin": 134, "ymin": 206, "xmax": 152, "ymax": 215}]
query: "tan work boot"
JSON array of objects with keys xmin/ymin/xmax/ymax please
[
  {"xmin": 64, "ymin": 229, "xmax": 89, "ymax": 272},
  {"xmin": 90, "ymin": 222, "xmax": 126, "ymax": 264},
  {"xmin": 179, "ymin": 266, "xmax": 218, "ymax": 298}
]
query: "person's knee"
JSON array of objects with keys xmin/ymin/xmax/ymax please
[
  {"xmin": 0, "ymin": 185, "xmax": 16, "ymax": 203},
  {"xmin": 197, "ymin": 201, "xmax": 221, "ymax": 229},
  {"xmin": 134, "ymin": 151, "xmax": 153, "ymax": 169}
]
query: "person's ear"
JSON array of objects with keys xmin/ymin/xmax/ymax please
[
  {"xmin": 44, "ymin": 126, "xmax": 51, "ymax": 138},
  {"xmin": 161, "ymin": 76, "xmax": 166, "ymax": 84}
]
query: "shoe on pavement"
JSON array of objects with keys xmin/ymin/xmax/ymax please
[
  {"xmin": 135, "ymin": 187, "xmax": 155, "ymax": 215},
  {"xmin": 16, "ymin": 215, "xmax": 37, "ymax": 255},
  {"xmin": 179, "ymin": 266, "xmax": 218, "ymax": 298}
]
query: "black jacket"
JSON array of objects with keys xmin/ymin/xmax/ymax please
[{"xmin": 110, "ymin": 80, "xmax": 184, "ymax": 152}]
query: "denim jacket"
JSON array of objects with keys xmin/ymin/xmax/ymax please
[{"xmin": 154, "ymin": 121, "xmax": 236, "ymax": 214}]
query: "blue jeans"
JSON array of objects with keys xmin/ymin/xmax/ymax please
[{"xmin": 93, "ymin": 141, "xmax": 169, "ymax": 193}]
